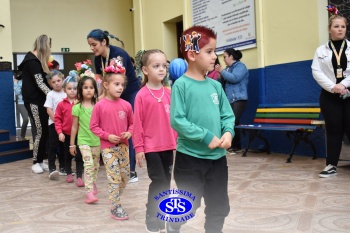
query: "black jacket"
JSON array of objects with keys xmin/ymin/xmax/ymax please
[{"xmin": 18, "ymin": 52, "xmax": 51, "ymax": 106}]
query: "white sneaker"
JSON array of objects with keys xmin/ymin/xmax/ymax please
[
  {"xmin": 49, "ymin": 170, "xmax": 59, "ymax": 180},
  {"xmin": 32, "ymin": 163, "xmax": 44, "ymax": 174},
  {"xmin": 128, "ymin": 172, "xmax": 139, "ymax": 183},
  {"xmin": 39, "ymin": 162, "xmax": 49, "ymax": 172}
]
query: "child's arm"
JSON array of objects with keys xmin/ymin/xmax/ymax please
[
  {"xmin": 121, "ymin": 102, "xmax": 134, "ymax": 140},
  {"xmin": 54, "ymin": 103, "xmax": 65, "ymax": 142},
  {"xmin": 70, "ymin": 116, "xmax": 78, "ymax": 156},
  {"xmin": 46, "ymin": 108, "xmax": 55, "ymax": 123},
  {"xmin": 170, "ymin": 83, "xmax": 217, "ymax": 148},
  {"xmin": 131, "ymin": 96, "xmax": 145, "ymax": 167},
  {"xmin": 220, "ymin": 63, "xmax": 247, "ymax": 84},
  {"xmin": 218, "ymin": 84, "xmax": 235, "ymax": 148}
]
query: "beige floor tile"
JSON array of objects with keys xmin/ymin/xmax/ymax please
[{"xmin": 0, "ymin": 153, "xmax": 349, "ymax": 232}]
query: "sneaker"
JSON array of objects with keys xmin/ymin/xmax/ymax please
[
  {"xmin": 85, "ymin": 191, "xmax": 98, "ymax": 204},
  {"xmin": 66, "ymin": 174, "xmax": 74, "ymax": 183},
  {"xmin": 319, "ymin": 164, "xmax": 337, "ymax": 178},
  {"xmin": 39, "ymin": 162, "xmax": 49, "ymax": 172},
  {"xmin": 76, "ymin": 178, "xmax": 84, "ymax": 187},
  {"xmin": 128, "ymin": 172, "xmax": 138, "ymax": 183},
  {"xmin": 49, "ymin": 170, "xmax": 59, "ymax": 180},
  {"xmin": 165, "ymin": 222, "xmax": 180, "ymax": 233},
  {"xmin": 110, "ymin": 205, "xmax": 129, "ymax": 220},
  {"xmin": 227, "ymin": 148, "xmax": 236, "ymax": 155},
  {"xmin": 59, "ymin": 168, "xmax": 67, "ymax": 176},
  {"xmin": 32, "ymin": 163, "xmax": 44, "ymax": 174},
  {"xmin": 93, "ymin": 182, "xmax": 98, "ymax": 195}
]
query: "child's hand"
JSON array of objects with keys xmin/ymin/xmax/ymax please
[
  {"xmin": 58, "ymin": 133, "xmax": 65, "ymax": 142},
  {"xmin": 69, "ymin": 146, "xmax": 77, "ymax": 156},
  {"xmin": 121, "ymin": 132, "xmax": 132, "ymax": 140},
  {"xmin": 208, "ymin": 136, "xmax": 223, "ymax": 149},
  {"xmin": 219, "ymin": 132, "xmax": 232, "ymax": 149},
  {"xmin": 136, "ymin": 152, "xmax": 145, "ymax": 168},
  {"xmin": 108, "ymin": 134, "xmax": 120, "ymax": 144}
]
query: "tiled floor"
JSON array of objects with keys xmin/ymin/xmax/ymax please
[{"xmin": 0, "ymin": 151, "xmax": 350, "ymax": 233}]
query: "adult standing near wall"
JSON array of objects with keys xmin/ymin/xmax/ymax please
[
  {"xmin": 18, "ymin": 34, "xmax": 51, "ymax": 174},
  {"xmin": 87, "ymin": 29, "xmax": 141, "ymax": 182},
  {"xmin": 215, "ymin": 48, "xmax": 249, "ymax": 153},
  {"xmin": 312, "ymin": 6, "xmax": 350, "ymax": 178}
]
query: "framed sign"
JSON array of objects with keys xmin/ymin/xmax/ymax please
[{"xmin": 192, "ymin": 0, "xmax": 257, "ymax": 53}]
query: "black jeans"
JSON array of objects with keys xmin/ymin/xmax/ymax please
[
  {"xmin": 230, "ymin": 100, "xmax": 248, "ymax": 149},
  {"xmin": 171, "ymin": 152, "xmax": 230, "ymax": 233},
  {"xmin": 145, "ymin": 150, "xmax": 173, "ymax": 221},
  {"xmin": 320, "ymin": 89, "xmax": 350, "ymax": 166},
  {"xmin": 48, "ymin": 124, "xmax": 65, "ymax": 171},
  {"xmin": 24, "ymin": 102, "xmax": 48, "ymax": 164},
  {"xmin": 64, "ymin": 134, "xmax": 83, "ymax": 178}
]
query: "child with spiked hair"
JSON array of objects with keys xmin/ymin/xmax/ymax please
[
  {"xmin": 169, "ymin": 25, "xmax": 235, "ymax": 233},
  {"xmin": 44, "ymin": 70, "xmax": 67, "ymax": 180}
]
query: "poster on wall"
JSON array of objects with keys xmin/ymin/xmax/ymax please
[{"xmin": 192, "ymin": 0, "xmax": 256, "ymax": 53}]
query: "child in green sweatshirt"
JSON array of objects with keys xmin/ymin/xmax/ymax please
[{"xmin": 169, "ymin": 25, "xmax": 235, "ymax": 233}]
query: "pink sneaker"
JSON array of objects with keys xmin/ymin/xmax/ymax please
[
  {"xmin": 93, "ymin": 183, "xmax": 98, "ymax": 195},
  {"xmin": 76, "ymin": 178, "xmax": 84, "ymax": 187},
  {"xmin": 85, "ymin": 191, "xmax": 98, "ymax": 204},
  {"xmin": 66, "ymin": 174, "xmax": 74, "ymax": 183}
]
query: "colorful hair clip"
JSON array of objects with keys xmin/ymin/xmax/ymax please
[
  {"xmin": 327, "ymin": 5, "xmax": 339, "ymax": 15},
  {"xmin": 104, "ymin": 56, "xmax": 126, "ymax": 74},
  {"xmin": 181, "ymin": 31, "xmax": 201, "ymax": 53}
]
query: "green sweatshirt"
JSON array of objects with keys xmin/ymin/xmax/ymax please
[{"xmin": 170, "ymin": 75, "xmax": 235, "ymax": 160}]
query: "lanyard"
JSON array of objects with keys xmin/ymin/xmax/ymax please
[
  {"xmin": 330, "ymin": 40, "xmax": 345, "ymax": 68},
  {"xmin": 101, "ymin": 47, "xmax": 110, "ymax": 76}
]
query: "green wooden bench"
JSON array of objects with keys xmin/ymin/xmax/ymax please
[{"xmin": 235, "ymin": 103, "xmax": 324, "ymax": 162}]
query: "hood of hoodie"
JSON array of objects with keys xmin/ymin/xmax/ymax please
[{"xmin": 18, "ymin": 52, "xmax": 40, "ymax": 71}]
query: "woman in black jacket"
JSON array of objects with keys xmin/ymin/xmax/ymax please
[{"xmin": 18, "ymin": 35, "xmax": 51, "ymax": 174}]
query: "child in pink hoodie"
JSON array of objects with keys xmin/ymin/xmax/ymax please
[
  {"xmin": 132, "ymin": 50, "xmax": 177, "ymax": 232},
  {"xmin": 90, "ymin": 61, "xmax": 133, "ymax": 221}
]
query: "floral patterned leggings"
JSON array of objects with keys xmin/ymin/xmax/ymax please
[
  {"xmin": 101, "ymin": 144, "xmax": 130, "ymax": 207},
  {"xmin": 79, "ymin": 145, "xmax": 100, "ymax": 193}
]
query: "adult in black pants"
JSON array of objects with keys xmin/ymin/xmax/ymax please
[
  {"xmin": 18, "ymin": 35, "xmax": 51, "ymax": 174},
  {"xmin": 312, "ymin": 11, "xmax": 350, "ymax": 178},
  {"xmin": 215, "ymin": 48, "xmax": 249, "ymax": 153}
]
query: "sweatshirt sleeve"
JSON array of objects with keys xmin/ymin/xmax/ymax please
[
  {"xmin": 54, "ymin": 102, "xmax": 63, "ymax": 134},
  {"xmin": 132, "ymin": 94, "xmax": 144, "ymax": 153},
  {"xmin": 170, "ymin": 82, "xmax": 214, "ymax": 146},
  {"xmin": 219, "ymin": 84, "xmax": 235, "ymax": 136},
  {"xmin": 90, "ymin": 104, "xmax": 110, "ymax": 140},
  {"xmin": 221, "ymin": 62, "xmax": 248, "ymax": 84}
]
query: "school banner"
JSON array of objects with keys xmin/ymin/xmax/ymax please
[{"xmin": 192, "ymin": 0, "xmax": 256, "ymax": 53}]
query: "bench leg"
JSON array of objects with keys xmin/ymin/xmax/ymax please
[
  {"xmin": 303, "ymin": 134, "xmax": 318, "ymax": 160},
  {"xmin": 241, "ymin": 130, "xmax": 269, "ymax": 157},
  {"xmin": 256, "ymin": 131, "xmax": 270, "ymax": 154},
  {"xmin": 242, "ymin": 129, "xmax": 253, "ymax": 157},
  {"xmin": 286, "ymin": 131, "xmax": 317, "ymax": 163}
]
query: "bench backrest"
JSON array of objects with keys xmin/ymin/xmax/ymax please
[{"xmin": 254, "ymin": 103, "xmax": 321, "ymax": 125}]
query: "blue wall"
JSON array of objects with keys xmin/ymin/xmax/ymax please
[
  {"xmin": 240, "ymin": 60, "xmax": 326, "ymax": 158},
  {"xmin": 0, "ymin": 71, "xmax": 16, "ymax": 136}
]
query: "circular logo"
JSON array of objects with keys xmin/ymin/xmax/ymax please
[{"xmin": 159, "ymin": 197, "xmax": 193, "ymax": 215}]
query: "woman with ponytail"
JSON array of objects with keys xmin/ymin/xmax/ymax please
[
  {"xmin": 87, "ymin": 29, "xmax": 141, "ymax": 183},
  {"xmin": 18, "ymin": 34, "xmax": 52, "ymax": 174}
]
